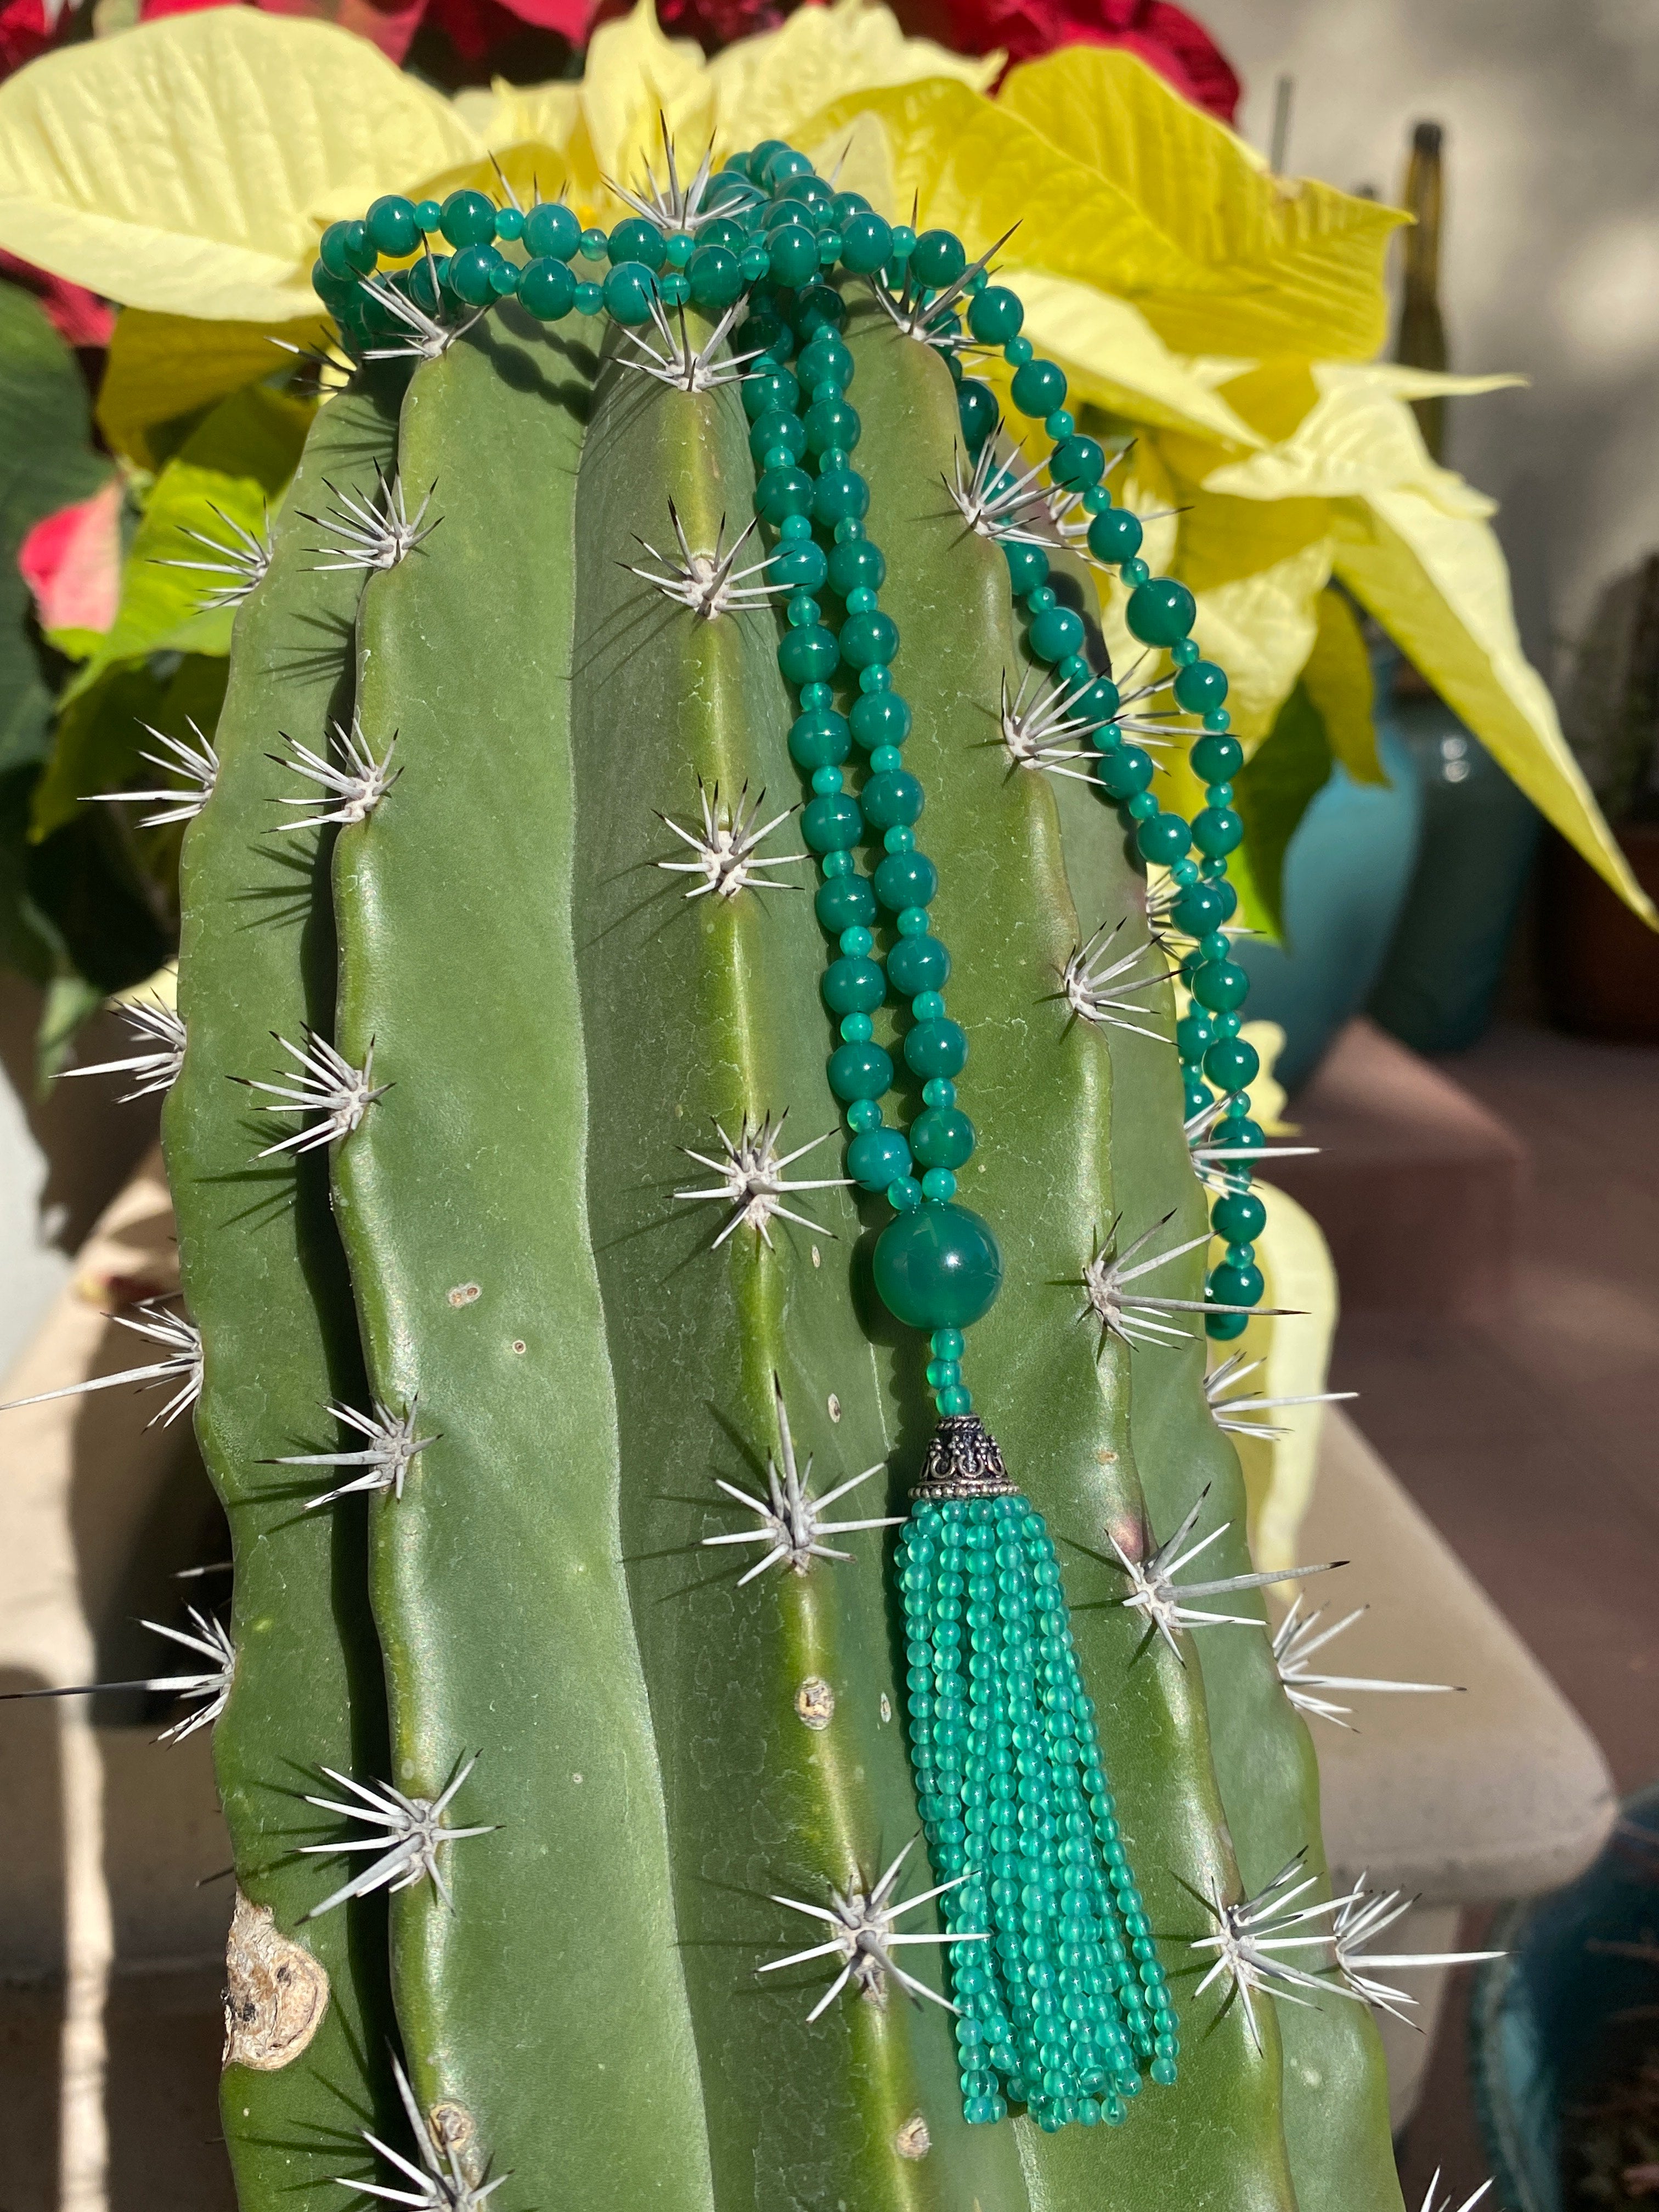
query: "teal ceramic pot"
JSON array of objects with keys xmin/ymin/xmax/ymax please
[
  {"xmin": 1232, "ymin": 718, "xmax": 1422, "ymax": 1092},
  {"xmin": 1472, "ymin": 1786, "xmax": 1659, "ymax": 2212},
  {"xmin": 1367, "ymin": 691, "xmax": 1539, "ymax": 1054}
]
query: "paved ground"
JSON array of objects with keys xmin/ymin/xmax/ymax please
[{"xmin": 1324, "ymin": 1022, "xmax": 1659, "ymax": 2208}]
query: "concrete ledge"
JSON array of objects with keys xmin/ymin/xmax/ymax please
[{"xmin": 1307, "ymin": 1407, "xmax": 1616, "ymax": 1904}]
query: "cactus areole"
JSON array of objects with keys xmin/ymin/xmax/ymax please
[{"xmin": 139, "ymin": 131, "xmax": 1406, "ymax": 2212}]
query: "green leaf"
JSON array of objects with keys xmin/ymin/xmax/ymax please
[
  {"xmin": 1233, "ymin": 680, "xmax": 1334, "ymax": 939},
  {"xmin": 98, "ymin": 306, "xmax": 330, "ymax": 470},
  {"xmin": 1303, "ymin": 588, "xmax": 1383, "ymax": 784},
  {"xmin": 33, "ymin": 383, "xmax": 308, "ymax": 837}
]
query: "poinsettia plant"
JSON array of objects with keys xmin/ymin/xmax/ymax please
[{"xmin": 0, "ymin": 0, "xmax": 1647, "ymax": 1071}]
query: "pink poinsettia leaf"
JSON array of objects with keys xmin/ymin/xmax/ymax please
[{"xmin": 19, "ymin": 479, "xmax": 124, "ymax": 639}]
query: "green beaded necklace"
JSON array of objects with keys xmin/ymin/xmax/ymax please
[{"xmin": 313, "ymin": 132, "xmax": 1273, "ymax": 2137}]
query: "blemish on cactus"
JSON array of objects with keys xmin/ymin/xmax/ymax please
[{"xmin": 794, "ymin": 1677, "xmax": 834, "ymax": 1730}]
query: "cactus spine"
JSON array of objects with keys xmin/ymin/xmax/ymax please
[{"xmin": 143, "ymin": 140, "xmax": 1406, "ymax": 2210}]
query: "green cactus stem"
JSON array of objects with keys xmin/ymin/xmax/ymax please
[{"xmin": 95, "ymin": 137, "xmax": 1430, "ymax": 2212}]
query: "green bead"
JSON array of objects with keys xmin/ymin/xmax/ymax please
[
  {"xmin": 1192, "ymin": 804, "xmax": 1244, "ymax": 857},
  {"xmin": 1095, "ymin": 747, "xmax": 1154, "ymax": 801},
  {"xmin": 954, "ymin": 379, "xmax": 997, "ymax": 451},
  {"xmin": 1191, "ymin": 959, "xmax": 1249, "ymax": 1014},
  {"xmin": 823, "ymin": 955, "xmax": 885, "ymax": 1014},
  {"xmin": 1173, "ymin": 658, "xmax": 1229, "ymax": 713},
  {"xmin": 573, "ymin": 280, "xmax": 604, "ymax": 315},
  {"xmin": 860, "ymin": 770, "xmax": 922, "ymax": 830},
  {"xmin": 1136, "ymin": 812, "xmax": 1192, "ymax": 865},
  {"xmin": 366, "ymin": 195, "xmax": 419, "ymax": 258},
  {"xmin": 911, "ymin": 228, "xmax": 967, "ymax": 286},
  {"xmin": 489, "ymin": 262, "xmax": 521, "ymax": 296},
  {"xmin": 1011, "ymin": 357, "xmax": 1066, "ymax": 417},
  {"xmin": 813, "ymin": 468, "xmax": 869, "ymax": 526},
  {"xmin": 912, "ymin": 1106, "xmax": 975, "ymax": 1170},
  {"xmin": 1209, "ymin": 1260, "xmax": 1264, "ymax": 1308},
  {"xmin": 839, "ymin": 208, "xmax": 894, "ymax": 273},
  {"xmin": 607, "ymin": 217, "xmax": 666, "ymax": 270},
  {"xmin": 441, "ymin": 189, "xmax": 496, "ymax": 248},
  {"xmin": 801, "ymin": 788, "xmax": 861, "ymax": 850},
  {"xmin": 848, "ymin": 1127, "xmax": 911, "ymax": 1190},
  {"xmin": 414, "ymin": 198, "xmax": 443, "ymax": 231},
  {"xmin": 850, "ymin": 691, "xmax": 910, "ymax": 749},
  {"xmin": 1003, "ymin": 543, "xmax": 1049, "ymax": 597},
  {"xmin": 905, "ymin": 1017, "xmax": 967, "ymax": 1080},
  {"xmin": 1190, "ymin": 731, "xmax": 1243, "ymax": 782},
  {"xmin": 519, "ymin": 256, "xmax": 576, "ymax": 320},
  {"xmin": 828, "ymin": 1041, "xmax": 894, "ymax": 1101},
  {"xmin": 663, "ymin": 232, "xmax": 695, "ymax": 267},
  {"xmin": 779, "ymin": 625, "xmax": 839, "ymax": 687},
  {"xmin": 874, "ymin": 1201, "xmax": 1003, "ymax": 1329},
  {"xmin": 750, "ymin": 408, "xmax": 807, "ymax": 464},
  {"xmin": 523, "ymin": 201, "xmax": 580, "ymax": 261},
  {"xmin": 815, "ymin": 876, "xmax": 876, "ymax": 933},
  {"xmin": 798, "ymin": 332, "xmax": 854, "ymax": 388},
  {"xmin": 804, "ymin": 397, "xmax": 860, "ymax": 455},
  {"xmin": 1126, "ymin": 577, "xmax": 1197, "ymax": 646},
  {"xmin": 1029, "ymin": 605, "xmax": 1084, "ymax": 664},
  {"xmin": 493, "ymin": 206, "xmax": 524, "ymax": 244},
  {"xmin": 320, "ymin": 219, "xmax": 376, "ymax": 279},
  {"xmin": 788, "ymin": 707, "xmax": 850, "ymax": 769},
  {"xmin": 840, "ymin": 610, "xmax": 898, "ymax": 669},
  {"xmin": 771, "ymin": 540, "xmax": 828, "ymax": 592},
  {"xmin": 1050, "ymin": 435, "xmax": 1105, "ymax": 490},
  {"xmin": 687, "ymin": 244, "xmax": 743, "ymax": 308},
  {"xmin": 756, "ymin": 467, "xmax": 815, "ymax": 523},
  {"xmin": 766, "ymin": 223, "xmax": 818, "ymax": 286},
  {"xmin": 968, "ymin": 284, "xmax": 1023, "ymax": 343},
  {"xmin": 742, "ymin": 366, "xmax": 799, "ymax": 420},
  {"xmin": 601, "ymin": 260, "xmax": 657, "ymax": 324},
  {"xmin": 873, "ymin": 849, "xmax": 935, "ymax": 909},
  {"xmin": 828, "ymin": 538, "xmax": 885, "ymax": 595},
  {"xmin": 448, "ymin": 243, "xmax": 503, "ymax": 306},
  {"xmin": 1204, "ymin": 1037, "xmax": 1259, "ymax": 1093},
  {"xmin": 887, "ymin": 932, "xmax": 949, "ymax": 995},
  {"xmin": 1086, "ymin": 508, "xmax": 1143, "ymax": 564},
  {"xmin": 1211, "ymin": 1188, "xmax": 1266, "ymax": 1242}
]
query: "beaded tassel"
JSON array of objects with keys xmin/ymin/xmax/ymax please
[{"xmin": 897, "ymin": 1419, "xmax": 1178, "ymax": 2130}]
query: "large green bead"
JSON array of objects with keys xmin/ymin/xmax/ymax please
[
  {"xmin": 1126, "ymin": 577, "xmax": 1197, "ymax": 646},
  {"xmin": 366, "ymin": 195, "xmax": 419, "ymax": 258},
  {"xmin": 874, "ymin": 1201, "xmax": 1003, "ymax": 1329},
  {"xmin": 607, "ymin": 217, "xmax": 667, "ymax": 270},
  {"xmin": 839, "ymin": 210, "xmax": 894, "ymax": 273},
  {"xmin": 519, "ymin": 256, "xmax": 576, "ymax": 321},
  {"xmin": 523, "ymin": 200, "xmax": 580, "ymax": 261},
  {"xmin": 440, "ymin": 188, "xmax": 496, "ymax": 248}
]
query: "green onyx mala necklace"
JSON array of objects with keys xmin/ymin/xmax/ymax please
[{"xmin": 313, "ymin": 132, "xmax": 1271, "ymax": 2136}]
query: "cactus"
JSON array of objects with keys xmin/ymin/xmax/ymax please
[{"xmin": 24, "ymin": 139, "xmax": 1484, "ymax": 2211}]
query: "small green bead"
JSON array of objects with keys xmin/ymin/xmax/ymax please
[
  {"xmin": 578, "ymin": 227, "xmax": 609, "ymax": 261},
  {"xmin": 414, "ymin": 198, "xmax": 443, "ymax": 232},
  {"xmin": 1004, "ymin": 334, "xmax": 1035, "ymax": 366},
  {"xmin": 573, "ymin": 280, "xmax": 604, "ymax": 315}
]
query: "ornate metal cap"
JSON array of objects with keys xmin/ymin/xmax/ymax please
[{"xmin": 911, "ymin": 1415, "xmax": 1020, "ymax": 1502}]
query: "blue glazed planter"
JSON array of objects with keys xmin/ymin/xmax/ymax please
[
  {"xmin": 1471, "ymin": 1787, "xmax": 1659, "ymax": 2212},
  {"xmin": 1233, "ymin": 718, "xmax": 1422, "ymax": 1092},
  {"xmin": 1368, "ymin": 692, "xmax": 1540, "ymax": 1054}
]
